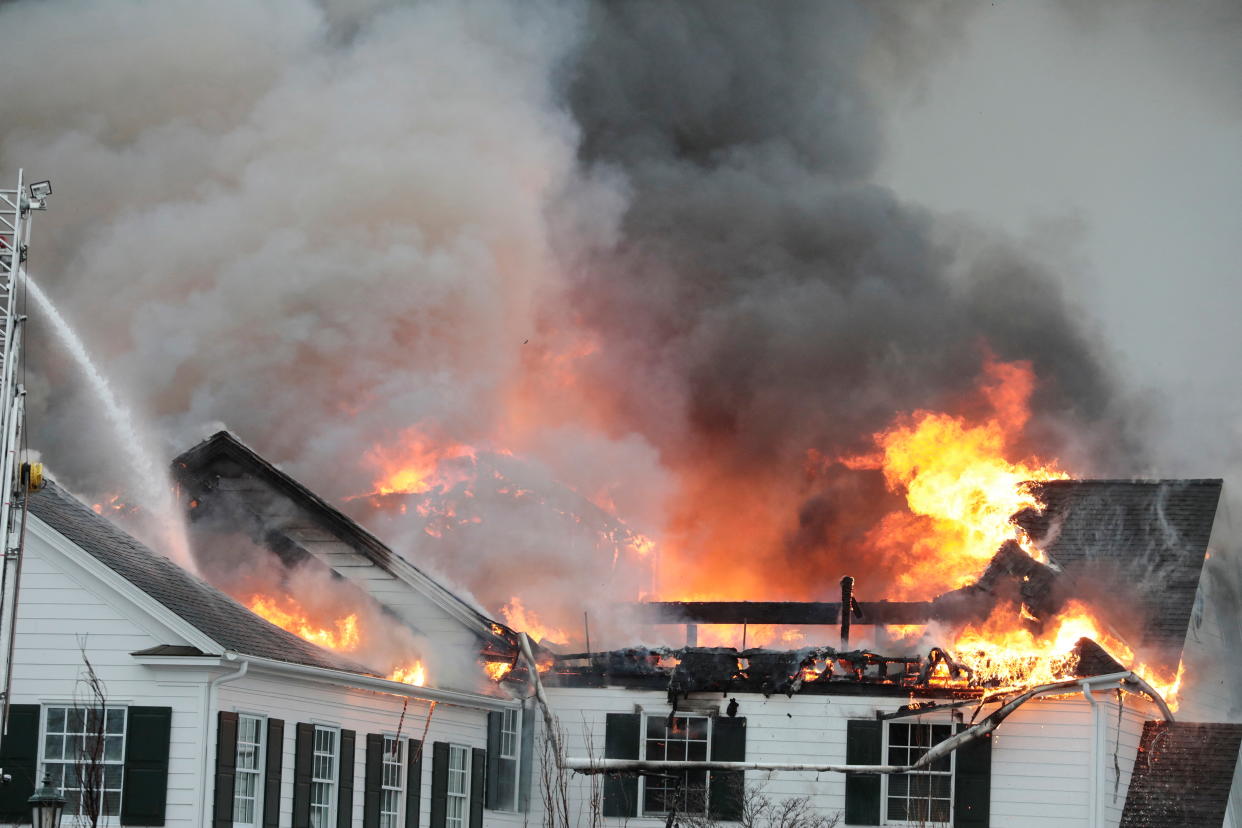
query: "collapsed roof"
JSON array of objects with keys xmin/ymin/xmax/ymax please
[{"xmin": 167, "ymin": 432, "xmax": 1224, "ymax": 700}]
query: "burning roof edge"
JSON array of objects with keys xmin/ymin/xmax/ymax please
[
  {"xmin": 27, "ymin": 480, "xmax": 380, "ymax": 677},
  {"xmin": 173, "ymin": 430, "xmax": 512, "ymax": 645}
]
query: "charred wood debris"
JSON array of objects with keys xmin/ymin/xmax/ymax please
[{"xmin": 485, "ymin": 540, "xmax": 1129, "ymax": 702}]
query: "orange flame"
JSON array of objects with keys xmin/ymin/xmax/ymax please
[
  {"xmin": 248, "ymin": 595, "xmax": 361, "ymax": 652},
  {"xmin": 484, "ymin": 661, "xmax": 513, "ymax": 682},
  {"xmin": 364, "ymin": 427, "xmax": 477, "ymax": 496},
  {"xmin": 946, "ymin": 600, "xmax": 1182, "ymax": 708},
  {"xmin": 843, "ymin": 357, "xmax": 1068, "ymax": 596},
  {"xmin": 389, "ymin": 662, "xmax": 427, "ymax": 686},
  {"xmin": 500, "ymin": 597, "xmax": 569, "ymax": 646}
]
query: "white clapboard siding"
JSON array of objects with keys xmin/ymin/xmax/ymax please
[
  {"xmin": 15, "ymin": 516, "xmax": 522, "ymax": 827},
  {"xmin": 276, "ymin": 522, "xmax": 481, "ymax": 652},
  {"xmin": 218, "ymin": 673, "xmax": 528, "ymax": 828},
  {"xmin": 11, "ymin": 527, "xmax": 212, "ymax": 825},
  {"xmin": 544, "ymin": 684, "xmax": 1155, "ymax": 828}
]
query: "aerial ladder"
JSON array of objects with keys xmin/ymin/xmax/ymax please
[{"xmin": 0, "ymin": 170, "xmax": 50, "ymax": 760}]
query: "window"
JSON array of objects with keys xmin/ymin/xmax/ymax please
[
  {"xmin": 446, "ymin": 744, "xmax": 471, "ymax": 828},
  {"xmin": 380, "ymin": 736, "xmax": 405, "ymax": 828},
  {"xmin": 310, "ymin": 726, "xmax": 339, "ymax": 828},
  {"xmin": 492, "ymin": 708, "xmax": 519, "ymax": 810},
  {"xmin": 883, "ymin": 722, "xmax": 954, "ymax": 825},
  {"xmin": 233, "ymin": 714, "xmax": 266, "ymax": 826},
  {"xmin": 641, "ymin": 714, "xmax": 710, "ymax": 816},
  {"xmin": 41, "ymin": 705, "xmax": 127, "ymax": 819}
]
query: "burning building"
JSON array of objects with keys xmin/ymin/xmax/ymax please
[{"xmin": 0, "ymin": 427, "xmax": 1236, "ymax": 828}]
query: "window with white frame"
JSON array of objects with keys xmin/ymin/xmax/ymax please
[
  {"xmin": 446, "ymin": 744, "xmax": 471, "ymax": 828},
  {"xmin": 233, "ymin": 714, "xmax": 266, "ymax": 826},
  {"xmin": 641, "ymin": 714, "xmax": 710, "ymax": 816},
  {"xmin": 883, "ymin": 722, "xmax": 954, "ymax": 825},
  {"xmin": 310, "ymin": 726, "xmax": 339, "ymax": 828},
  {"xmin": 380, "ymin": 736, "xmax": 405, "ymax": 828},
  {"xmin": 41, "ymin": 705, "xmax": 127, "ymax": 818},
  {"xmin": 494, "ymin": 708, "xmax": 519, "ymax": 810}
]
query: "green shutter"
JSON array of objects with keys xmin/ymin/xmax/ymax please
[
  {"xmin": 263, "ymin": 718, "xmax": 283, "ymax": 828},
  {"xmin": 0, "ymin": 704, "xmax": 40, "ymax": 820},
  {"xmin": 953, "ymin": 725, "xmax": 991, "ymax": 828},
  {"xmin": 709, "ymin": 717, "xmax": 746, "ymax": 820},
  {"xmin": 212, "ymin": 712, "xmax": 239, "ymax": 828},
  {"xmin": 120, "ymin": 706, "xmax": 172, "ymax": 826},
  {"xmin": 485, "ymin": 712, "xmax": 502, "ymax": 810},
  {"xmin": 406, "ymin": 739, "xmax": 423, "ymax": 828},
  {"xmin": 517, "ymin": 706, "xmax": 534, "ymax": 813},
  {"xmin": 469, "ymin": 748, "xmax": 485, "ymax": 828},
  {"xmin": 363, "ymin": 733, "xmax": 383, "ymax": 828},
  {"xmin": 844, "ymin": 720, "xmax": 882, "ymax": 826},
  {"xmin": 338, "ymin": 729, "xmax": 356, "ymax": 828},
  {"xmin": 429, "ymin": 742, "xmax": 449, "ymax": 828},
  {"xmin": 602, "ymin": 713, "xmax": 640, "ymax": 818},
  {"xmin": 293, "ymin": 723, "xmax": 314, "ymax": 827}
]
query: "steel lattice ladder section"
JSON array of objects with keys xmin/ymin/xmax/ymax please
[{"xmin": 0, "ymin": 171, "xmax": 24, "ymax": 403}]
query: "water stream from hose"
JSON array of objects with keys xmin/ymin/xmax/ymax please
[{"xmin": 23, "ymin": 275, "xmax": 195, "ymax": 572}]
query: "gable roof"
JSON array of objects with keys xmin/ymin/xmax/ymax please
[
  {"xmin": 29, "ymin": 481, "xmax": 378, "ymax": 676},
  {"xmin": 1120, "ymin": 720, "xmax": 1242, "ymax": 827},
  {"xmin": 1013, "ymin": 479, "xmax": 1222, "ymax": 662},
  {"xmin": 172, "ymin": 430, "xmax": 508, "ymax": 645}
]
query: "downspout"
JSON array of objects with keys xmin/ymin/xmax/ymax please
[
  {"xmin": 199, "ymin": 654, "xmax": 249, "ymax": 826},
  {"xmin": 1081, "ymin": 679, "xmax": 1106, "ymax": 828}
]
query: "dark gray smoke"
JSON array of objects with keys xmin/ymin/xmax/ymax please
[
  {"xmin": 5, "ymin": 0, "xmax": 1228, "ymax": 630},
  {"xmin": 546, "ymin": 1, "xmax": 1140, "ymax": 599}
]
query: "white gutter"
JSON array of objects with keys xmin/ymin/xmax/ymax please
[
  {"xmin": 199, "ymin": 654, "xmax": 248, "ymax": 827},
  {"xmin": 133, "ymin": 653, "xmax": 518, "ymax": 712}
]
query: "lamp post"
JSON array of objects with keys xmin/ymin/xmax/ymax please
[{"xmin": 27, "ymin": 773, "xmax": 65, "ymax": 828}]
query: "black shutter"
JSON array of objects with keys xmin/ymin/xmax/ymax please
[
  {"xmin": 517, "ymin": 706, "xmax": 534, "ymax": 812},
  {"xmin": 602, "ymin": 713, "xmax": 640, "ymax": 818},
  {"xmin": 264, "ymin": 718, "xmax": 284, "ymax": 828},
  {"xmin": 364, "ymin": 733, "xmax": 383, "ymax": 828},
  {"xmin": 709, "ymin": 716, "xmax": 746, "ymax": 820},
  {"xmin": 406, "ymin": 739, "xmax": 423, "ymax": 828},
  {"xmin": 954, "ymin": 725, "xmax": 991, "ymax": 828},
  {"xmin": 469, "ymin": 748, "xmax": 485, "ymax": 828},
  {"xmin": 0, "ymin": 704, "xmax": 40, "ymax": 820},
  {"xmin": 485, "ymin": 712, "xmax": 502, "ymax": 810},
  {"xmin": 212, "ymin": 712, "xmax": 239, "ymax": 828},
  {"xmin": 844, "ymin": 720, "xmax": 882, "ymax": 826},
  {"xmin": 338, "ymin": 729, "xmax": 356, "ymax": 828},
  {"xmin": 293, "ymin": 723, "xmax": 314, "ymax": 827},
  {"xmin": 429, "ymin": 741, "xmax": 449, "ymax": 828},
  {"xmin": 120, "ymin": 706, "xmax": 172, "ymax": 826}
]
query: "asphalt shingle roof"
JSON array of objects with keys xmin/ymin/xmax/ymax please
[
  {"xmin": 1120, "ymin": 720, "xmax": 1242, "ymax": 827},
  {"xmin": 30, "ymin": 481, "xmax": 378, "ymax": 676},
  {"xmin": 1013, "ymin": 479, "xmax": 1222, "ymax": 662}
]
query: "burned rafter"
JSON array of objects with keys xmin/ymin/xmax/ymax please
[{"xmin": 628, "ymin": 539, "xmax": 1064, "ymax": 630}]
